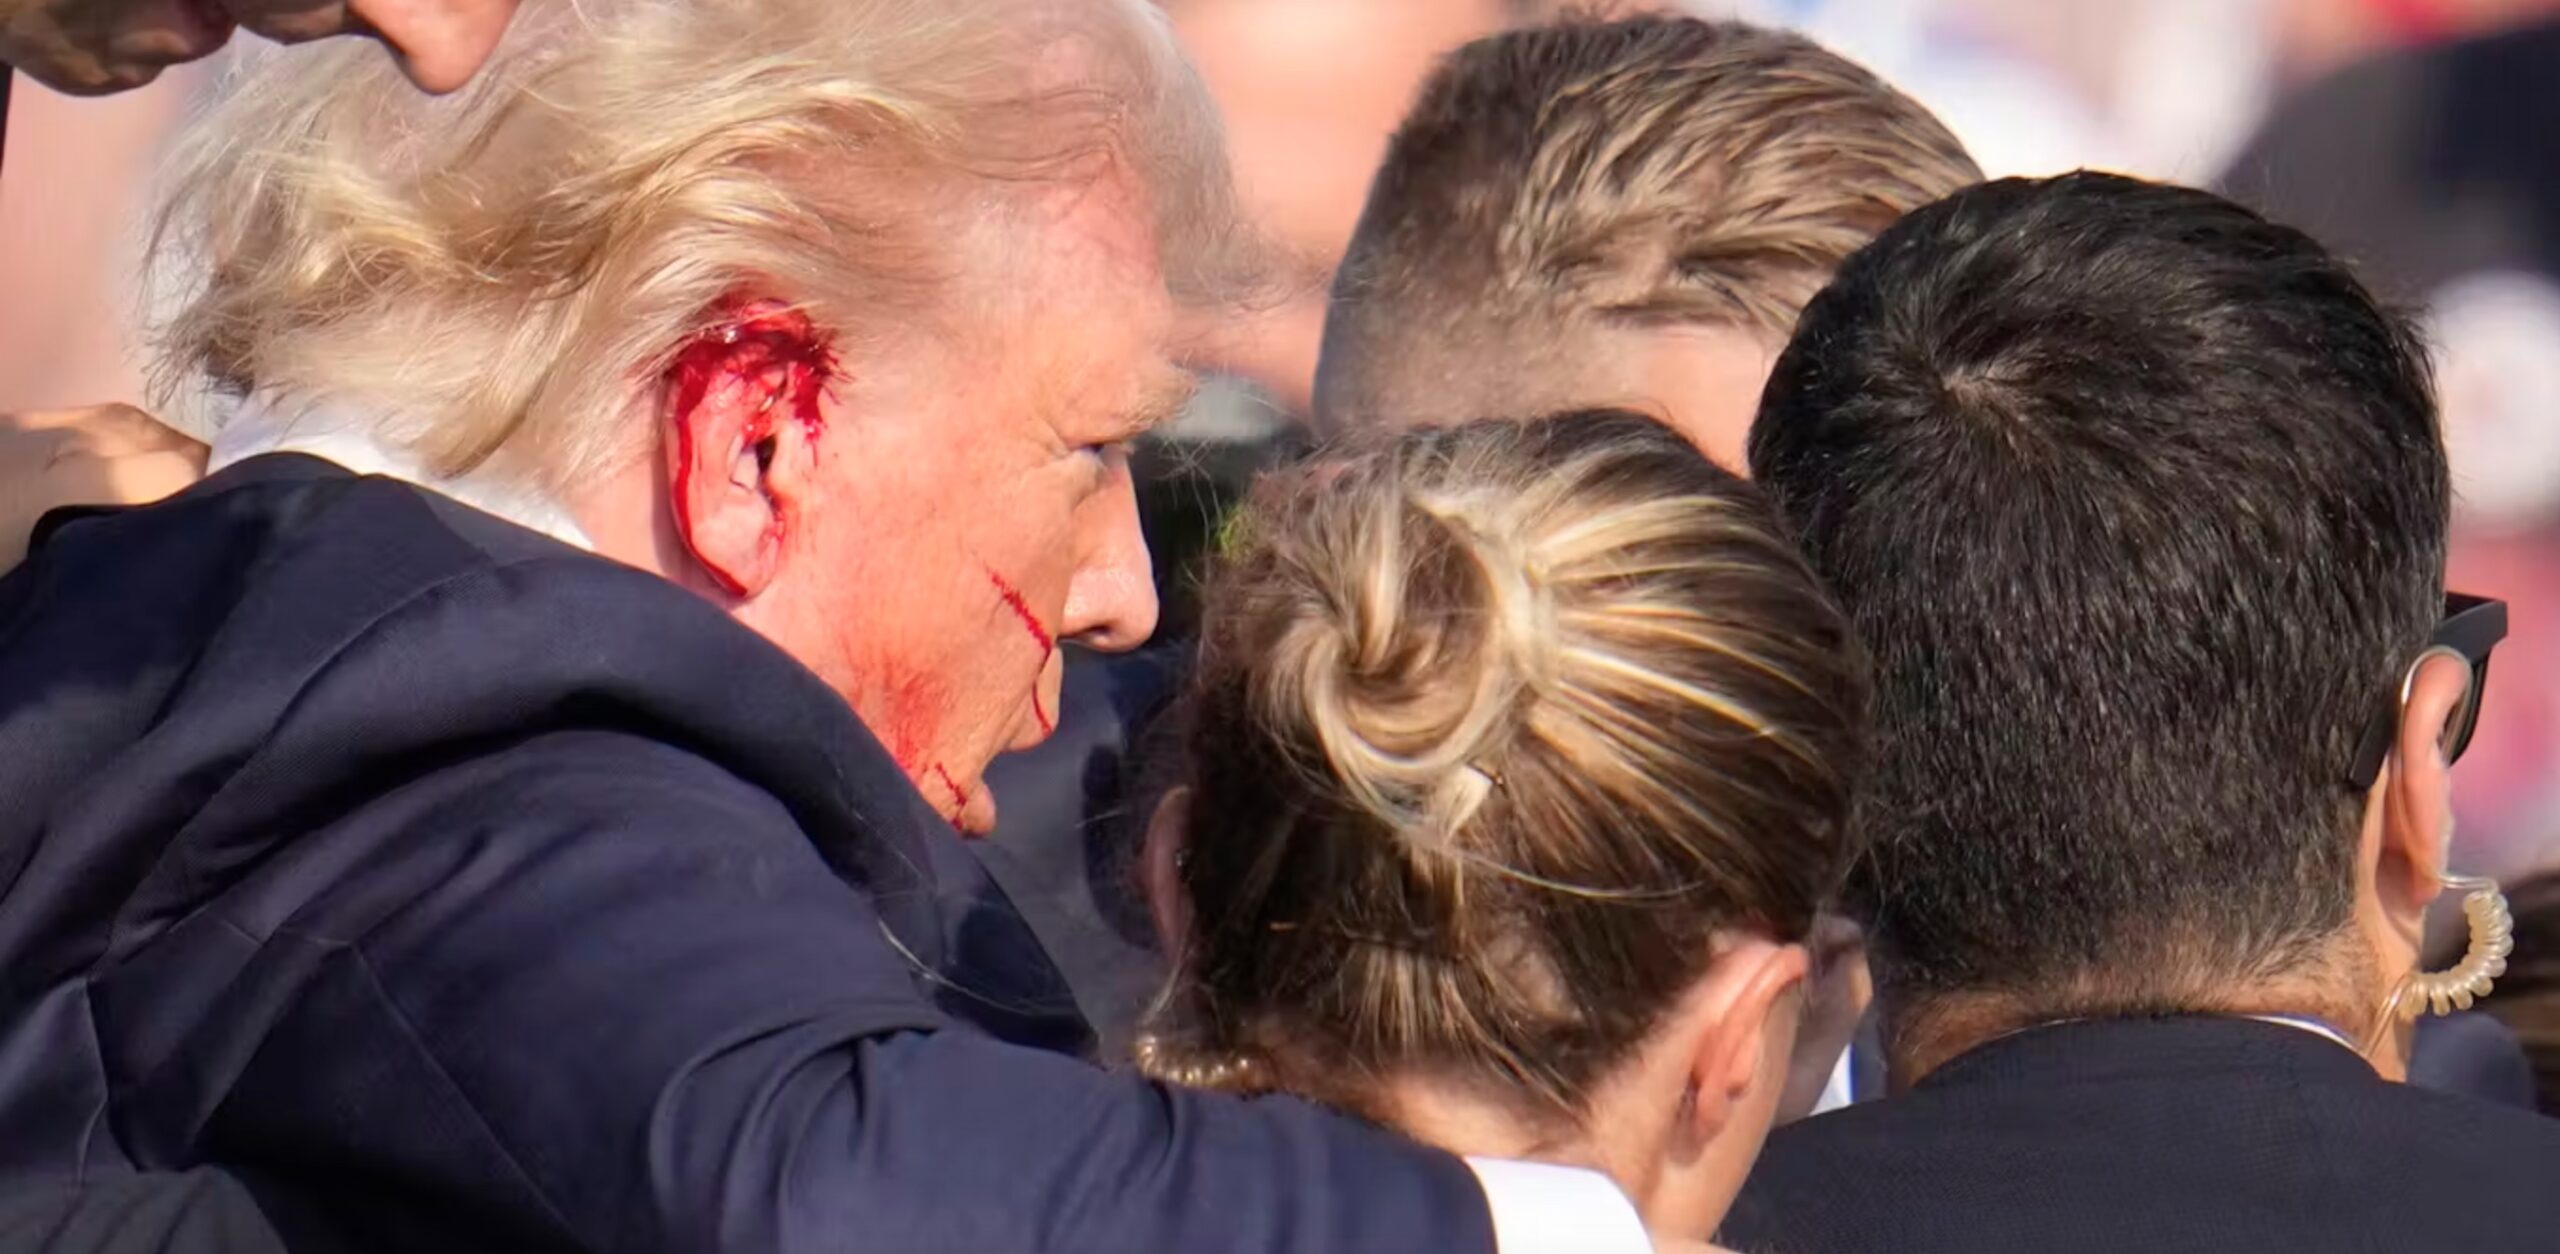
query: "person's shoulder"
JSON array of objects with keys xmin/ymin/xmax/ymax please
[
  {"xmin": 405, "ymin": 727, "xmax": 802, "ymax": 833},
  {"xmin": 64, "ymin": 456, "xmax": 902, "ymax": 934},
  {"xmin": 2345, "ymin": 1064, "xmax": 2560, "ymax": 1163},
  {"xmin": 1721, "ymin": 1100, "xmax": 1926, "ymax": 1253},
  {"xmin": 0, "ymin": 1169, "xmax": 285, "ymax": 1254},
  {"xmin": 1727, "ymin": 1093, "xmax": 1945, "ymax": 1227},
  {"xmin": 19, "ymin": 451, "xmax": 677, "ymax": 664}
]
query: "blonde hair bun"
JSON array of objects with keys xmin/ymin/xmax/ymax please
[{"xmin": 1143, "ymin": 411, "xmax": 1869, "ymax": 1118}]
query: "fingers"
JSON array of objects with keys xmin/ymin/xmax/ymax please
[
  {"xmin": 7, "ymin": 403, "xmax": 208, "ymax": 465},
  {"xmin": 349, "ymin": 0, "xmax": 520, "ymax": 93},
  {"xmin": 5, "ymin": 0, "xmax": 236, "ymax": 96},
  {"xmin": 0, "ymin": 403, "xmax": 209, "ymax": 571},
  {"xmin": 2, "ymin": 0, "xmax": 520, "ymax": 97},
  {"xmin": 102, "ymin": 0, "xmax": 237, "ymax": 74},
  {"xmin": 215, "ymin": 0, "xmax": 356, "ymax": 45}
]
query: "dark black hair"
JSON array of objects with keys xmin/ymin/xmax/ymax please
[{"xmin": 1750, "ymin": 171, "xmax": 2448, "ymax": 1015}]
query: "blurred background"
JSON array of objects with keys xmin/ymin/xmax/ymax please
[{"xmin": 5, "ymin": 0, "xmax": 2556, "ymax": 880}]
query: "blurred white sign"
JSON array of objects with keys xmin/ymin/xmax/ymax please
[{"xmin": 2433, "ymin": 271, "xmax": 2560, "ymax": 533}]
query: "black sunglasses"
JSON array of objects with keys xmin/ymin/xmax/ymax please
[{"xmin": 2344, "ymin": 592, "xmax": 2508, "ymax": 790}]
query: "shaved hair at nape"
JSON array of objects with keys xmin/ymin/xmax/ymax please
[{"xmin": 1313, "ymin": 14, "xmax": 1977, "ymax": 436}]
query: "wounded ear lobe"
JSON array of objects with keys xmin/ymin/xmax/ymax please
[
  {"xmin": 667, "ymin": 411, "xmax": 785, "ymax": 600},
  {"xmin": 666, "ymin": 369, "xmax": 791, "ymax": 601},
  {"xmin": 660, "ymin": 300, "xmax": 841, "ymax": 601}
]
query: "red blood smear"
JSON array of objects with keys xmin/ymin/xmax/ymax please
[
  {"xmin": 984, "ymin": 569, "xmax": 1055, "ymax": 653},
  {"xmin": 664, "ymin": 298, "xmax": 842, "ymax": 596},
  {"xmin": 985, "ymin": 568, "xmax": 1057, "ymax": 734},
  {"xmin": 875, "ymin": 669, "xmax": 948, "ymax": 773},
  {"xmin": 666, "ymin": 339, "xmax": 746, "ymax": 597},
  {"xmin": 928, "ymin": 762, "xmax": 968, "ymax": 824}
]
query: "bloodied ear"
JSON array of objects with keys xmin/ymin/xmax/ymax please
[{"xmin": 661, "ymin": 300, "xmax": 839, "ymax": 599}]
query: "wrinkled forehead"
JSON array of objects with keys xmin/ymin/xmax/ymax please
[
  {"xmin": 1017, "ymin": 0, "xmax": 1264, "ymax": 309},
  {"xmin": 1313, "ymin": 310, "xmax": 1779, "ymax": 466},
  {"xmin": 932, "ymin": 170, "xmax": 1198, "ymax": 424}
]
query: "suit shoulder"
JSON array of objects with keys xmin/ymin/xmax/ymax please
[
  {"xmin": 364, "ymin": 731, "xmax": 807, "ymax": 856},
  {"xmin": 2344, "ymin": 1070, "xmax": 2560, "ymax": 1164}
]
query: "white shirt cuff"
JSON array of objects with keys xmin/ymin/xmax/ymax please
[{"xmin": 1463, "ymin": 1156, "xmax": 1651, "ymax": 1253}]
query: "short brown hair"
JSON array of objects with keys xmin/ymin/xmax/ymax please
[
  {"xmin": 1136, "ymin": 412, "xmax": 1867, "ymax": 1121},
  {"xmin": 1314, "ymin": 14, "xmax": 1978, "ymax": 432}
]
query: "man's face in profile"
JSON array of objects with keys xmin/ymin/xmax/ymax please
[{"xmin": 753, "ymin": 174, "xmax": 1184, "ymax": 833}]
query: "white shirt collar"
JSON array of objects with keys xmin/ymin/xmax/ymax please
[
  {"xmin": 205, "ymin": 396, "xmax": 594, "ymax": 551},
  {"xmin": 2243, "ymin": 1014, "xmax": 2359, "ymax": 1054},
  {"xmin": 1462, "ymin": 1157, "xmax": 1651, "ymax": 1254},
  {"xmin": 1980, "ymin": 1011, "xmax": 2365, "ymax": 1063}
]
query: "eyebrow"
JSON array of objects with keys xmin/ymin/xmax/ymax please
[{"xmin": 1123, "ymin": 369, "xmax": 1202, "ymax": 438}]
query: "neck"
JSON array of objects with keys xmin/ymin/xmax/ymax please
[
  {"xmin": 565, "ymin": 454, "xmax": 684, "ymax": 578},
  {"xmin": 1372, "ymin": 1077, "xmax": 1570, "ymax": 1165},
  {"xmin": 209, "ymin": 396, "xmax": 596, "ymax": 551},
  {"xmin": 1884, "ymin": 973, "xmax": 2396, "ymax": 1088},
  {"xmin": 564, "ymin": 451, "xmax": 752, "ymax": 609}
]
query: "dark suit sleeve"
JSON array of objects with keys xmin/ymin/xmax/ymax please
[
  {"xmin": 0, "ymin": 1170, "xmax": 286, "ymax": 1254},
  {"xmin": 217, "ymin": 732, "xmax": 1492, "ymax": 1254}
]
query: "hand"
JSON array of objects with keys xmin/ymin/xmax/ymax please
[
  {"xmin": 0, "ymin": 403, "xmax": 208, "ymax": 571},
  {"xmin": 0, "ymin": 0, "xmax": 519, "ymax": 96}
]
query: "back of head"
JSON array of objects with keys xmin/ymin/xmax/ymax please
[
  {"xmin": 1141, "ymin": 411, "xmax": 1867, "ymax": 1121},
  {"xmin": 146, "ymin": 0, "xmax": 1236, "ymax": 491},
  {"xmin": 1314, "ymin": 13, "xmax": 1977, "ymax": 437},
  {"xmin": 1750, "ymin": 172, "xmax": 2448, "ymax": 1036}
]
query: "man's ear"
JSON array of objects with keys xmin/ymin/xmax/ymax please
[
  {"xmin": 661, "ymin": 305, "xmax": 836, "ymax": 600},
  {"xmin": 1142, "ymin": 786, "xmax": 1194, "ymax": 958},
  {"xmin": 1674, "ymin": 937, "xmax": 1808, "ymax": 1150},
  {"xmin": 2370, "ymin": 649, "xmax": 2476, "ymax": 938}
]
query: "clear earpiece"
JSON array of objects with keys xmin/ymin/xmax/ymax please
[{"xmin": 2363, "ymin": 873, "xmax": 2514, "ymax": 1055}]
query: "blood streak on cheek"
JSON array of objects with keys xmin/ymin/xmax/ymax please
[
  {"xmin": 927, "ymin": 763, "xmax": 969, "ymax": 826},
  {"xmin": 985, "ymin": 568, "xmax": 1057, "ymax": 734}
]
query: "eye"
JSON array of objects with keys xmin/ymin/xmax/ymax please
[{"xmin": 1078, "ymin": 439, "xmax": 1134, "ymax": 467}]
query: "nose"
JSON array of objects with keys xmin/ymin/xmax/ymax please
[{"xmin": 1059, "ymin": 445, "xmax": 1159, "ymax": 653}]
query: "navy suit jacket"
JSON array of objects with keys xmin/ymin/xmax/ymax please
[
  {"xmin": 0, "ymin": 456, "xmax": 1493, "ymax": 1253},
  {"xmin": 1, "ymin": 1169, "xmax": 286, "ymax": 1254},
  {"xmin": 978, "ymin": 647, "xmax": 1183, "ymax": 1060},
  {"xmin": 1722, "ymin": 1015, "xmax": 2560, "ymax": 1254}
]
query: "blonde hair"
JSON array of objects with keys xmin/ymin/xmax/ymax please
[
  {"xmin": 1138, "ymin": 411, "xmax": 1868, "ymax": 1120},
  {"xmin": 1316, "ymin": 14, "xmax": 1980, "ymax": 430},
  {"xmin": 147, "ymin": 0, "xmax": 1243, "ymax": 493}
]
